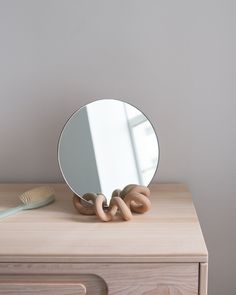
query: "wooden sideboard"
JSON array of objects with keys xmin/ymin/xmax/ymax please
[{"xmin": 0, "ymin": 183, "xmax": 208, "ymax": 295}]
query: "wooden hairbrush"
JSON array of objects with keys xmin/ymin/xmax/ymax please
[{"xmin": 0, "ymin": 186, "xmax": 55, "ymax": 220}]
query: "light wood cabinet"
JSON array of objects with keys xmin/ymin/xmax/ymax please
[{"xmin": 0, "ymin": 183, "xmax": 208, "ymax": 294}]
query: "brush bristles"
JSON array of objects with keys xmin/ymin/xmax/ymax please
[{"xmin": 19, "ymin": 186, "xmax": 55, "ymax": 205}]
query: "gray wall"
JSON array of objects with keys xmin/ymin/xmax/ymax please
[{"xmin": 0, "ymin": 1, "xmax": 235, "ymax": 294}]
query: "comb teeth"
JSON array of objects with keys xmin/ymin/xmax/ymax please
[{"xmin": 19, "ymin": 186, "xmax": 55, "ymax": 205}]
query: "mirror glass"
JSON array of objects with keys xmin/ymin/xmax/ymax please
[{"xmin": 58, "ymin": 99, "xmax": 159, "ymax": 204}]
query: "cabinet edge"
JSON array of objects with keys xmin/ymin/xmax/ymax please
[{"xmin": 199, "ymin": 262, "xmax": 208, "ymax": 295}]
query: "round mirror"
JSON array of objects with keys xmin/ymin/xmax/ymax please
[{"xmin": 58, "ymin": 99, "xmax": 159, "ymax": 204}]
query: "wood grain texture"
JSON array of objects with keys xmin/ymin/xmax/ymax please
[
  {"xmin": 199, "ymin": 263, "xmax": 208, "ymax": 295},
  {"xmin": 0, "ymin": 263, "xmax": 198, "ymax": 295},
  {"xmin": 0, "ymin": 283, "xmax": 86, "ymax": 295},
  {"xmin": 0, "ymin": 274, "xmax": 106, "ymax": 295},
  {"xmin": 0, "ymin": 183, "xmax": 208, "ymax": 263}
]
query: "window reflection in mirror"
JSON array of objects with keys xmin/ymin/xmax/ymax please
[{"xmin": 58, "ymin": 99, "xmax": 159, "ymax": 203}]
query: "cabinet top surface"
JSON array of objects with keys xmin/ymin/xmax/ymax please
[{"xmin": 0, "ymin": 183, "xmax": 208, "ymax": 263}]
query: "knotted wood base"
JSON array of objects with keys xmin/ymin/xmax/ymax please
[{"xmin": 73, "ymin": 184, "xmax": 151, "ymax": 222}]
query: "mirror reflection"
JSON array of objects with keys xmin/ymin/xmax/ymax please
[{"xmin": 58, "ymin": 99, "xmax": 159, "ymax": 203}]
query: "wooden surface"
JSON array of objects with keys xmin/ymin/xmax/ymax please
[
  {"xmin": 200, "ymin": 262, "xmax": 208, "ymax": 295},
  {"xmin": 0, "ymin": 183, "xmax": 208, "ymax": 263},
  {"xmin": 0, "ymin": 282, "xmax": 86, "ymax": 295},
  {"xmin": 0, "ymin": 262, "xmax": 198, "ymax": 295}
]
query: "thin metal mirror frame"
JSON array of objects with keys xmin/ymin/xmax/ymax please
[{"xmin": 57, "ymin": 98, "xmax": 160, "ymax": 205}]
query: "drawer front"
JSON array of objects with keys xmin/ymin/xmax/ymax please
[
  {"xmin": 0, "ymin": 281, "xmax": 85, "ymax": 295},
  {"xmin": 0, "ymin": 263, "xmax": 199, "ymax": 295},
  {"xmin": 0, "ymin": 274, "xmax": 106, "ymax": 295}
]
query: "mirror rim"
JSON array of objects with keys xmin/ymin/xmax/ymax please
[{"xmin": 57, "ymin": 98, "xmax": 160, "ymax": 199}]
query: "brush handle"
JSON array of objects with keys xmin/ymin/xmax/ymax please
[{"xmin": 0, "ymin": 205, "xmax": 25, "ymax": 219}]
